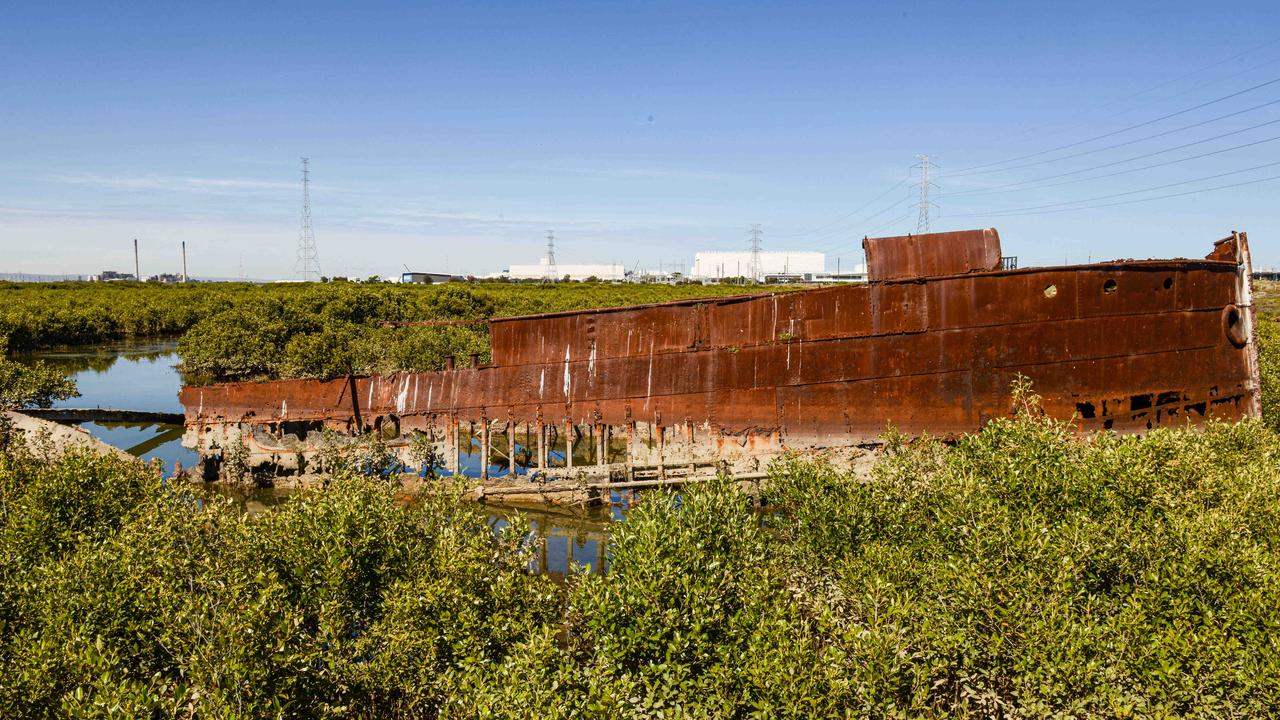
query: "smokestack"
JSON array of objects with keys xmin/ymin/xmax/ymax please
[
  {"xmin": 181, "ymin": 241, "xmax": 188, "ymax": 283},
  {"xmin": 134, "ymin": 238, "xmax": 140, "ymax": 282}
]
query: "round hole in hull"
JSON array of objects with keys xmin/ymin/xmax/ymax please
[{"xmin": 1222, "ymin": 304, "xmax": 1248, "ymax": 348}]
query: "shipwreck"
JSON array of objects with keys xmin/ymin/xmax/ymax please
[{"xmin": 180, "ymin": 228, "xmax": 1260, "ymax": 493}]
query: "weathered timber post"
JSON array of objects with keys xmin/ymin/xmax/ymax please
[
  {"xmin": 623, "ymin": 406, "xmax": 634, "ymax": 481},
  {"xmin": 596, "ymin": 422, "xmax": 606, "ymax": 467},
  {"xmin": 687, "ymin": 421, "xmax": 696, "ymax": 477},
  {"xmin": 564, "ymin": 419, "xmax": 574, "ymax": 471},
  {"xmin": 656, "ymin": 418, "xmax": 665, "ymax": 481},
  {"xmin": 447, "ymin": 416, "xmax": 460, "ymax": 476},
  {"xmin": 480, "ymin": 416, "xmax": 490, "ymax": 481},
  {"xmin": 508, "ymin": 415, "xmax": 516, "ymax": 476},
  {"xmin": 537, "ymin": 419, "xmax": 546, "ymax": 476}
]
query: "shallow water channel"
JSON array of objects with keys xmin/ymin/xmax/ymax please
[{"xmin": 14, "ymin": 341, "xmax": 618, "ymax": 577}]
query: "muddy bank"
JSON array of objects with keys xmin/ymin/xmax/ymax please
[{"xmin": 2, "ymin": 410, "xmax": 134, "ymax": 460}]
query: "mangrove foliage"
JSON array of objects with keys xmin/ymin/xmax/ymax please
[{"xmin": 1, "ymin": 396, "xmax": 1279, "ymax": 717}]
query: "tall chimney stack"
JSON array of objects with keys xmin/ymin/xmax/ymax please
[
  {"xmin": 134, "ymin": 238, "xmax": 140, "ymax": 282},
  {"xmin": 181, "ymin": 241, "xmax": 188, "ymax": 283}
]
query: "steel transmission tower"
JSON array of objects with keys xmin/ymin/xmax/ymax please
[
  {"xmin": 544, "ymin": 230, "xmax": 558, "ymax": 281},
  {"xmin": 914, "ymin": 154, "xmax": 938, "ymax": 234},
  {"xmin": 295, "ymin": 158, "xmax": 322, "ymax": 281},
  {"xmin": 747, "ymin": 224, "xmax": 763, "ymax": 282}
]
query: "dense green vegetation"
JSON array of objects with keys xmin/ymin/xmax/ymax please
[
  {"xmin": 1258, "ymin": 315, "xmax": 1280, "ymax": 431},
  {"xmin": 175, "ymin": 282, "xmax": 782, "ymax": 383},
  {"xmin": 0, "ymin": 339, "xmax": 78, "ymax": 410},
  {"xmin": 0, "ymin": 280, "xmax": 776, "ymax": 383},
  {"xmin": 1253, "ymin": 281, "xmax": 1280, "ymax": 430},
  {"xmin": 0, "ymin": 281, "xmax": 250, "ymax": 351},
  {"xmin": 3, "ymin": 391, "xmax": 1279, "ymax": 717}
]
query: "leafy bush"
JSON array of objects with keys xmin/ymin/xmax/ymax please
[
  {"xmin": 763, "ymin": 411, "xmax": 1280, "ymax": 716},
  {"xmin": 5, "ymin": 397, "xmax": 1280, "ymax": 717},
  {"xmin": 0, "ymin": 339, "xmax": 78, "ymax": 409},
  {"xmin": 177, "ymin": 304, "xmax": 293, "ymax": 381},
  {"xmin": 0, "ymin": 441, "xmax": 556, "ymax": 718}
]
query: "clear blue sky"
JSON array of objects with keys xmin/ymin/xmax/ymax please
[{"xmin": 2, "ymin": 0, "xmax": 1277, "ymax": 278}]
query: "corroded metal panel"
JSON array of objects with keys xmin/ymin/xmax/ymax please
[
  {"xmin": 864, "ymin": 228, "xmax": 1002, "ymax": 281},
  {"xmin": 180, "ymin": 229, "xmax": 1260, "ymax": 482}
]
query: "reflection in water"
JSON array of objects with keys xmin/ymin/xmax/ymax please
[
  {"xmin": 11, "ymin": 340, "xmax": 199, "ymax": 474},
  {"xmin": 488, "ymin": 501, "xmax": 615, "ymax": 579},
  {"xmin": 82, "ymin": 421, "xmax": 196, "ymax": 476},
  {"xmin": 11, "ymin": 340, "xmax": 641, "ymax": 575},
  {"xmin": 14, "ymin": 339, "xmax": 179, "ymax": 377},
  {"xmin": 199, "ymin": 484, "xmax": 629, "ymax": 577}
]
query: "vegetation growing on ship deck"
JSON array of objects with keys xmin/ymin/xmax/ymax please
[{"xmin": 2, "ymin": 390, "xmax": 1279, "ymax": 717}]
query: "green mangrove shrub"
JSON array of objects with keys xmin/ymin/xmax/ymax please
[
  {"xmin": 0, "ymin": 339, "xmax": 78, "ymax": 410},
  {"xmin": 4, "ymin": 393, "xmax": 1280, "ymax": 717}
]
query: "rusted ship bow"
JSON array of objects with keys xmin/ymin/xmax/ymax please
[{"xmin": 181, "ymin": 228, "xmax": 1260, "ymax": 489}]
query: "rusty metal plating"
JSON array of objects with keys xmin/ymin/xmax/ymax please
[{"xmin": 181, "ymin": 228, "xmax": 1260, "ymax": 488}]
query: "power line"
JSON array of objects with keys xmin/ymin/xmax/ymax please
[
  {"xmin": 983, "ymin": 36, "xmax": 1280, "ymax": 148},
  {"xmin": 953, "ymin": 163, "xmax": 1280, "ymax": 217},
  {"xmin": 1068, "ymin": 54, "xmax": 1280, "ymax": 141},
  {"xmin": 865, "ymin": 211, "xmax": 913, "ymax": 237},
  {"xmin": 771, "ymin": 177, "xmax": 909, "ymax": 242},
  {"xmin": 951, "ymin": 75, "xmax": 1280, "ymax": 175},
  {"xmin": 946, "ymin": 131, "xmax": 1280, "ymax": 198},
  {"xmin": 768, "ymin": 159, "xmax": 930, "ymax": 255},
  {"xmin": 947, "ymin": 96, "xmax": 1280, "ymax": 190},
  {"xmin": 949, "ymin": 115, "xmax": 1280, "ymax": 196},
  {"xmin": 969, "ymin": 174, "xmax": 1280, "ymax": 217},
  {"xmin": 807, "ymin": 192, "xmax": 915, "ymax": 253}
]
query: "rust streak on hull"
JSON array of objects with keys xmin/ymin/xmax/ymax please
[{"xmin": 181, "ymin": 228, "xmax": 1260, "ymax": 490}]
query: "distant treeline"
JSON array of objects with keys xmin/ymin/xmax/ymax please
[{"xmin": 0, "ymin": 281, "xmax": 776, "ymax": 383}]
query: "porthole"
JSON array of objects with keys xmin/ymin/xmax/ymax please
[
  {"xmin": 1163, "ymin": 277, "xmax": 1173, "ymax": 290},
  {"xmin": 1103, "ymin": 279, "xmax": 1117, "ymax": 294},
  {"xmin": 1223, "ymin": 304, "xmax": 1248, "ymax": 348},
  {"xmin": 1043, "ymin": 284, "xmax": 1058, "ymax": 298}
]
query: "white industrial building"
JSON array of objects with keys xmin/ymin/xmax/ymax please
[
  {"xmin": 690, "ymin": 251, "xmax": 826, "ymax": 281},
  {"xmin": 496, "ymin": 258, "xmax": 628, "ymax": 282}
]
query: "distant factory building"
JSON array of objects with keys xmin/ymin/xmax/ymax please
[
  {"xmin": 809, "ymin": 267, "xmax": 869, "ymax": 284},
  {"xmin": 690, "ymin": 251, "xmax": 825, "ymax": 282},
  {"xmin": 400, "ymin": 271, "xmax": 456, "ymax": 284},
  {"xmin": 497, "ymin": 259, "xmax": 628, "ymax": 282},
  {"xmin": 94, "ymin": 270, "xmax": 136, "ymax": 282}
]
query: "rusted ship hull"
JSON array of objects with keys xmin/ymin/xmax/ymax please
[{"xmin": 180, "ymin": 229, "xmax": 1260, "ymax": 484}]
